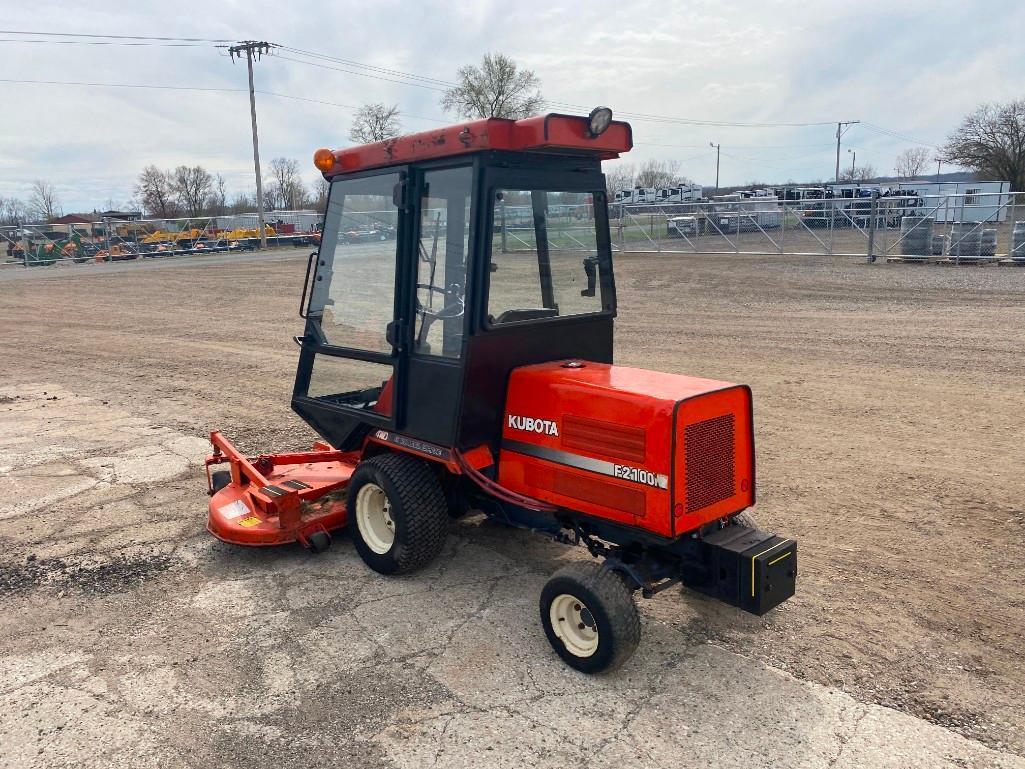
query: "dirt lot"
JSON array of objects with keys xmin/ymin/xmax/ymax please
[{"xmin": 1, "ymin": 251, "xmax": 1023, "ymax": 766}]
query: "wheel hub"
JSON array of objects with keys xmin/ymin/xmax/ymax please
[
  {"xmin": 549, "ymin": 593, "xmax": 599, "ymax": 657},
  {"xmin": 355, "ymin": 483, "xmax": 395, "ymax": 554}
]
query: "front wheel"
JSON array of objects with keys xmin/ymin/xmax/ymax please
[
  {"xmin": 347, "ymin": 453, "xmax": 449, "ymax": 575},
  {"xmin": 540, "ymin": 561, "xmax": 641, "ymax": 674}
]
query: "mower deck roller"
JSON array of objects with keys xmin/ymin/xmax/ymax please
[{"xmin": 205, "ymin": 109, "xmax": 797, "ymax": 673}]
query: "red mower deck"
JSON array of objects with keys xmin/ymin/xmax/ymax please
[{"xmin": 205, "ymin": 431, "xmax": 356, "ymax": 548}]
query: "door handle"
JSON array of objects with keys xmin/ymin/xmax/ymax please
[{"xmin": 299, "ymin": 250, "xmax": 318, "ymax": 319}]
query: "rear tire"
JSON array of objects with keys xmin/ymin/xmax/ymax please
[
  {"xmin": 540, "ymin": 561, "xmax": 641, "ymax": 674},
  {"xmin": 347, "ymin": 453, "xmax": 448, "ymax": 575}
]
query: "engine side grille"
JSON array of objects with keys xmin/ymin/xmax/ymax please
[
  {"xmin": 684, "ymin": 414, "xmax": 736, "ymax": 512},
  {"xmin": 562, "ymin": 414, "xmax": 647, "ymax": 463},
  {"xmin": 552, "ymin": 472, "xmax": 647, "ymax": 517}
]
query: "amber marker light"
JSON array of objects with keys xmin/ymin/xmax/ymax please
[{"xmin": 313, "ymin": 148, "xmax": 335, "ymax": 173}]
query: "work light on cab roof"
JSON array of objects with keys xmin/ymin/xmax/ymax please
[{"xmin": 208, "ymin": 108, "xmax": 797, "ymax": 676}]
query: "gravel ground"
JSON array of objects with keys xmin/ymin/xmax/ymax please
[{"xmin": 1, "ymin": 251, "xmax": 1023, "ymax": 766}]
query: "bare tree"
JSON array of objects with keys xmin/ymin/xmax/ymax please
[
  {"xmin": 894, "ymin": 147, "xmax": 931, "ymax": 180},
  {"xmin": 603, "ymin": 162, "xmax": 635, "ymax": 198},
  {"xmin": 442, "ymin": 53, "xmax": 544, "ymax": 120},
  {"xmin": 839, "ymin": 164, "xmax": 877, "ymax": 183},
  {"xmin": 313, "ymin": 177, "xmax": 330, "ymax": 213},
  {"xmin": 136, "ymin": 166, "xmax": 178, "ymax": 218},
  {"xmin": 228, "ymin": 191, "xmax": 255, "ymax": 215},
  {"xmin": 349, "ymin": 103, "xmax": 401, "ymax": 144},
  {"xmin": 208, "ymin": 174, "xmax": 228, "ymax": 216},
  {"xmin": 172, "ymin": 165, "xmax": 213, "ymax": 217},
  {"xmin": 635, "ymin": 159, "xmax": 689, "ymax": 189},
  {"xmin": 942, "ymin": 100, "xmax": 1025, "ymax": 189},
  {"xmin": 268, "ymin": 158, "xmax": 309, "ymax": 210},
  {"xmin": 29, "ymin": 180, "xmax": 60, "ymax": 222},
  {"xmin": 0, "ymin": 196, "xmax": 28, "ymax": 225}
]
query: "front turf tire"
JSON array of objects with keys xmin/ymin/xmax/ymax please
[
  {"xmin": 540, "ymin": 561, "xmax": 641, "ymax": 674},
  {"xmin": 347, "ymin": 453, "xmax": 448, "ymax": 575}
]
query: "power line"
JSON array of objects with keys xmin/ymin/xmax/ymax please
[
  {"xmin": 0, "ymin": 38, "xmax": 213, "ymax": 47},
  {"xmin": 0, "ymin": 76, "xmax": 453, "ymax": 127},
  {"xmin": 277, "ymin": 46, "xmax": 454, "ymax": 88},
  {"xmin": 1, "ymin": 31, "xmax": 938, "ymax": 150},
  {"xmin": 0, "ymin": 30, "xmax": 232, "ymax": 42},
  {"xmin": 0, "ymin": 77, "xmax": 245, "ymax": 93},
  {"xmin": 271, "ymin": 52, "xmax": 449, "ymax": 92},
  {"xmin": 268, "ymin": 45, "xmax": 845, "ymax": 128},
  {"xmin": 0, "ymin": 30, "xmax": 853, "ymax": 130},
  {"xmin": 862, "ymin": 122, "xmax": 939, "ymax": 149}
]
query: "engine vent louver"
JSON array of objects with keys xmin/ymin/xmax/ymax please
[
  {"xmin": 684, "ymin": 414, "xmax": 736, "ymax": 512},
  {"xmin": 562, "ymin": 414, "xmax": 647, "ymax": 463}
]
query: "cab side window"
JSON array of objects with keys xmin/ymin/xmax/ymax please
[{"xmin": 488, "ymin": 188, "xmax": 604, "ymax": 325}]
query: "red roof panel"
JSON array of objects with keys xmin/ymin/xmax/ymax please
[{"xmin": 320, "ymin": 113, "xmax": 633, "ymax": 177}]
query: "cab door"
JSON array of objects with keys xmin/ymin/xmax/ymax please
[{"xmin": 292, "ymin": 168, "xmax": 413, "ymax": 450}]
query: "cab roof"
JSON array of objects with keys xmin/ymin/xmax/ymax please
[{"xmin": 317, "ymin": 113, "xmax": 633, "ymax": 177}]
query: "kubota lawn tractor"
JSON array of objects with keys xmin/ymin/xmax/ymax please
[{"xmin": 205, "ymin": 108, "xmax": 796, "ymax": 673}]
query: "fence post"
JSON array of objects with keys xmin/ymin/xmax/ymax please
[
  {"xmin": 21, "ymin": 221, "xmax": 30, "ymax": 268},
  {"xmin": 735, "ymin": 204, "xmax": 740, "ymax": 254},
  {"xmin": 865, "ymin": 191, "xmax": 881, "ymax": 264},
  {"xmin": 1008, "ymin": 193, "xmax": 1017, "ymax": 257},
  {"xmin": 866, "ymin": 192, "xmax": 879, "ymax": 262},
  {"xmin": 103, "ymin": 218, "xmax": 112, "ymax": 262},
  {"xmin": 780, "ymin": 200, "xmax": 787, "ymax": 255}
]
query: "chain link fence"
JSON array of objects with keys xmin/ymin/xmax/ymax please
[
  {"xmin": 6, "ymin": 192, "xmax": 1025, "ymax": 270},
  {"xmin": 603, "ymin": 190, "xmax": 1025, "ymax": 262}
]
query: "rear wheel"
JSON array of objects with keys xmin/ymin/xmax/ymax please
[
  {"xmin": 347, "ymin": 453, "xmax": 448, "ymax": 575},
  {"xmin": 540, "ymin": 561, "xmax": 641, "ymax": 674}
]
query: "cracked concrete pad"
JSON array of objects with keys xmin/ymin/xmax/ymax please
[
  {"xmin": 2, "ymin": 381, "xmax": 1024, "ymax": 769},
  {"xmin": 191, "ymin": 576, "xmax": 278, "ymax": 619},
  {"xmin": 377, "ymin": 708, "xmax": 586, "ymax": 769},
  {"xmin": 0, "ymin": 681, "xmax": 151, "ymax": 769},
  {"xmin": 0, "ymin": 466, "xmax": 98, "ymax": 521},
  {"xmin": 0, "ymin": 649, "xmax": 89, "ymax": 694},
  {"xmin": 79, "ymin": 447, "xmax": 191, "ymax": 485},
  {"xmin": 295, "ymin": 612, "xmax": 380, "ymax": 673}
]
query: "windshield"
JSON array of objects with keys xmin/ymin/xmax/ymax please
[{"xmin": 487, "ymin": 188, "xmax": 611, "ymax": 326}]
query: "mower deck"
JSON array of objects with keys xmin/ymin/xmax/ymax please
[{"xmin": 205, "ymin": 431, "xmax": 357, "ymax": 548}]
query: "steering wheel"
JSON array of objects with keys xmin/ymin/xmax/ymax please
[{"xmin": 415, "ymin": 282, "xmax": 464, "ymax": 322}]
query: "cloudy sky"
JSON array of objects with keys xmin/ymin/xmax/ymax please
[{"xmin": 2, "ymin": 0, "xmax": 1023, "ymax": 212}]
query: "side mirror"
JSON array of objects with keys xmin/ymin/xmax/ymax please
[{"xmin": 580, "ymin": 256, "xmax": 598, "ymax": 297}]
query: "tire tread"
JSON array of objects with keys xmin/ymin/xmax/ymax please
[
  {"xmin": 544, "ymin": 560, "xmax": 641, "ymax": 672},
  {"xmin": 359, "ymin": 453, "xmax": 448, "ymax": 574}
]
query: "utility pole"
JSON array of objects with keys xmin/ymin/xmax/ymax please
[
  {"xmin": 229, "ymin": 41, "xmax": 274, "ymax": 250},
  {"xmin": 710, "ymin": 142, "xmax": 721, "ymax": 195},
  {"xmin": 834, "ymin": 121, "xmax": 860, "ymax": 182},
  {"xmin": 935, "ymin": 158, "xmax": 943, "ymax": 183},
  {"xmin": 848, "ymin": 148, "xmax": 856, "ymax": 179}
]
